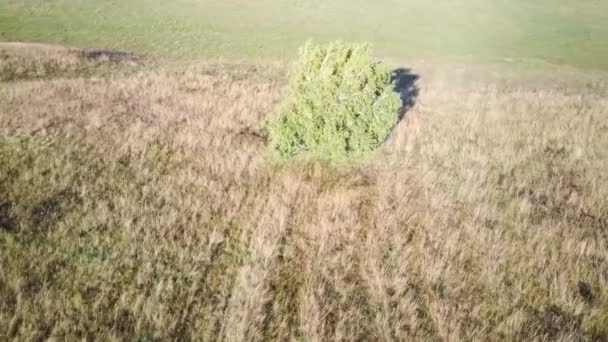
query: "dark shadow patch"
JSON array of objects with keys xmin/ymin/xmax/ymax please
[
  {"xmin": 577, "ymin": 281, "xmax": 594, "ymax": 305},
  {"xmin": 28, "ymin": 190, "xmax": 79, "ymax": 230},
  {"xmin": 391, "ymin": 68, "xmax": 420, "ymax": 121},
  {"xmin": 518, "ymin": 305, "xmax": 584, "ymax": 340},
  {"xmin": 113, "ymin": 309, "xmax": 134, "ymax": 335},
  {"xmin": 0, "ymin": 200, "xmax": 16, "ymax": 233},
  {"xmin": 0, "ymin": 278, "xmax": 17, "ymax": 318},
  {"xmin": 542, "ymin": 305, "xmax": 583, "ymax": 340},
  {"xmin": 79, "ymin": 48, "xmax": 141, "ymax": 63},
  {"xmin": 236, "ymin": 127, "xmax": 268, "ymax": 145}
]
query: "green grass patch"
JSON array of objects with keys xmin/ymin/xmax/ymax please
[{"xmin": 1, "ymin": 0, "xmax": 608, "ymax": 70}]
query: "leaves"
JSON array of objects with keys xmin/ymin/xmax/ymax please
[{"xmin": 268, "ymin": 41, "xmax": 401, "ymax": 161}]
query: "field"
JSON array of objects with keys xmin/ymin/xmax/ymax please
[
  {"xmin": 1, "ymin": 1, "xmax": 608, "ymax": 341},
  {"xmin": 2, "ymin": 0, "xmax": 608, "ymax": 70}
]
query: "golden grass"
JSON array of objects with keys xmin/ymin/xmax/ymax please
[{"xmin": 0, "ymin": 46, "xmax": 607, "ymax": 340}]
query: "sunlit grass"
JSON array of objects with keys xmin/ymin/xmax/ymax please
[
  {"xmin": 1, "ymin": 44, "xmax": 607, "ymax": 340},
  {"xmin": 1, "ymin": 0, "xmax": 607, "ymax": 70}
]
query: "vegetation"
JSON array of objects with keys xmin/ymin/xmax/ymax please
[
  {"xmin": 1, "ymin": 0, "xmax": 608, "ymax": 70},
  {"xmin": 1, "ymin": 0, "xmax": 608, "ymax": 340},
  {"xmin": 0, "ymin": 42, "xmax": 141, "ymax": 82},
  {"xmin": 1, "ymin": 43, "xmax": 607, "ymax": 340},
  {"xmin": 268, "ymin": 41, "xmax": 401, "ymax": 160}
]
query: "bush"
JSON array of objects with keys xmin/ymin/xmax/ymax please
[{"xmin": 267, "ymin": 41, "xmax": 401, "ymax": 160}]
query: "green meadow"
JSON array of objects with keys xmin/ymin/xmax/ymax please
[{"xmin": 2, "ymin": 0, "xmax": 608, "ymax": 69}]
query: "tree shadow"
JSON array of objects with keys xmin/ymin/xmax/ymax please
[{"xmin": 391, "ymin": 68, "xmax": 419, "ymax": 121}]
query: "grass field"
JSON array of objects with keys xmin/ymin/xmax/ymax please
[
  {"xmin": 1, "ymin": 0, "xmax": 608, "ymax": 70},
  {"xmin": 1, "ymin": 1, "xmax": 608, "ymax": 341}
]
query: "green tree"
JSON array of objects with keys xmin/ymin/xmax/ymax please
[{"xmin": 268, "ymin": 41, "xmax": 401, "ymax": 161}]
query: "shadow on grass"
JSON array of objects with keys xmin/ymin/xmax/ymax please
[
  {"xmin": 391, "ymin": 68, "xmax": 419, "ymax": 121},
  {"xmin": 79, "ymin": 48, "xmax": 141, "ymax": 62}
]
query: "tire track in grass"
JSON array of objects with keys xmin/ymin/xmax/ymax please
[
  {"xmin": 259, "ymin": 203, "xmax": 307, "ymax": 340},
  {"xmin": 170, "ymin": 219, "xmax": 240, "ymax": 340},
  {"xmin": 169, "ymin": 171, "xmax": 267, "ymax": 339},
  {"xmin": 212, "ymin": 170, "xmax": 309, "ymax": 341},
  {"xmin": 207, "ymin": 174, "xmax": 272, "ymax": 340}
]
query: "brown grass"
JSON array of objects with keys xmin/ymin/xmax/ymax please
[
  {"xmin": 0, "ymin": 42, "xmax": 143, "ymax": 82},
  {"xmin": 1, "ymin": 45, "xmax": 607, "ymax": 341}
]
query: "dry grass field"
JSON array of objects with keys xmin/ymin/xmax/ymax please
[{"xmin": 1, "ymin": 43, "xmax": 608, "ymax": 340}]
